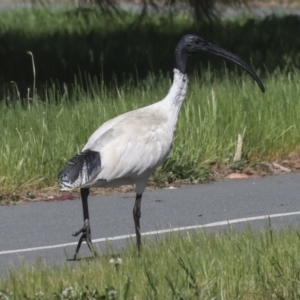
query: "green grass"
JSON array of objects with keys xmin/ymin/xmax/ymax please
[
  {"xmin": 1, "ymin": 5, "xmax": 300, "ymax": 299},
  {"xmin": 1, "ymin": 69, "xmax": 300, "ymax": 195},
  {"xmin": 2, "ymin": 224, "xmax": 300, "ymax": 299},
  {"xmin": 1, "ymin": 6, "xmax": 300, "ymax": 98}
]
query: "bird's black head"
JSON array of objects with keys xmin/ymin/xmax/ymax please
[
  {"xmin": 177, "ymin": 34, "xmax": 208, "ymax": 55},
  {"xmin": 175, "ymin": 34, "xmax": 265, "ymax": 93}
]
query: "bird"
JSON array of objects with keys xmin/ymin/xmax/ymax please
[{"xmin": 59, "ymin": 34, "xmax": 265, "ymax": 260}]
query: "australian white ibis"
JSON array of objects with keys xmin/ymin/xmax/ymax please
[{"xmin": 59, "ymin": 34, "xmax": 265, "ymax": 259}]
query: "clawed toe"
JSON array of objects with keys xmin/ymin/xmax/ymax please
[
  {"xmin": 72, "ymin": 219, "xmax": 96, "ymax": 260},
  {"xmin": 73, "ymin": 219, "xmax": 90, "ymax": 237}
]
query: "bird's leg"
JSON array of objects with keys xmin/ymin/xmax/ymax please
[
  {"xmin": 72, "ymin": 188, "xmax": 96, "ymax": 260},
  {"xmin": 133, "ymin": 193, "xmax": 142, "ymax": 254}
]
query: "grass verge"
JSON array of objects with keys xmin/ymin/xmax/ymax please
[{"xmin": 1, "ymin": 69, "xmax": 300, "ymax": 200}]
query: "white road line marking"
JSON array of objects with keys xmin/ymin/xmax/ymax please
[{"xmin": 1, "ymin": 211, "xmax": 300, "ymax": 255}]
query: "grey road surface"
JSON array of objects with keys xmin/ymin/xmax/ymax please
[{"xmin": 1, "ymin": 172, "xmax": 300, "ymax": 277}]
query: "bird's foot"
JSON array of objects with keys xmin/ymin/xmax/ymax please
[
  {"xmin": 72, "ymin": 219, "xmax": 90, "ymax": 237},
  {"xmin": 72, "ymin": 219, "xmax": 96, "ymax": 260}
]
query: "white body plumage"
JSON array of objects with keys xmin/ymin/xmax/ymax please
[{"xmin": 60, "ymin": 69, "xmax": 188, "ymax": 195}]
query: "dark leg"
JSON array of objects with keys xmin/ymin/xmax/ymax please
[
  {"xmin": 133, "ymin": 193, "xmax": 142, "ymax": 253},
  {"xmin": 72, "ymin": 188, "xmax": 96, "ymax": 260}
]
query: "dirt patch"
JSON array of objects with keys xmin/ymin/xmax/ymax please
[{"xmin": 1, "ymin": 152, "xmax": 300, "ymax": 206}]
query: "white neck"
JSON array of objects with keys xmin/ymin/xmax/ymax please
[{"xmin": 162, "ymin": 68, "xmax": 188, "ymax": 122}]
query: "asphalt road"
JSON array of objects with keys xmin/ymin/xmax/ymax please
[{"xmin": 1, "ymin": 172, "xmax": 300, "ymax": 277}]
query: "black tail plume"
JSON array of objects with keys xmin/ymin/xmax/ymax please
[{"xmin": 59, "ymin": 149, "xmax": 101, "ymax": 190}]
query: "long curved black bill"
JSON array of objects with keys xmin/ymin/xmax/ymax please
[{"xmin": 205, "ymin": 43, "xmax": 265, "ymax": 93}]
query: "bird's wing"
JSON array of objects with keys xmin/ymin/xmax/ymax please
[{"xmin": 86, "ymin": 108, "xmax": 173, "ymax": 183}]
